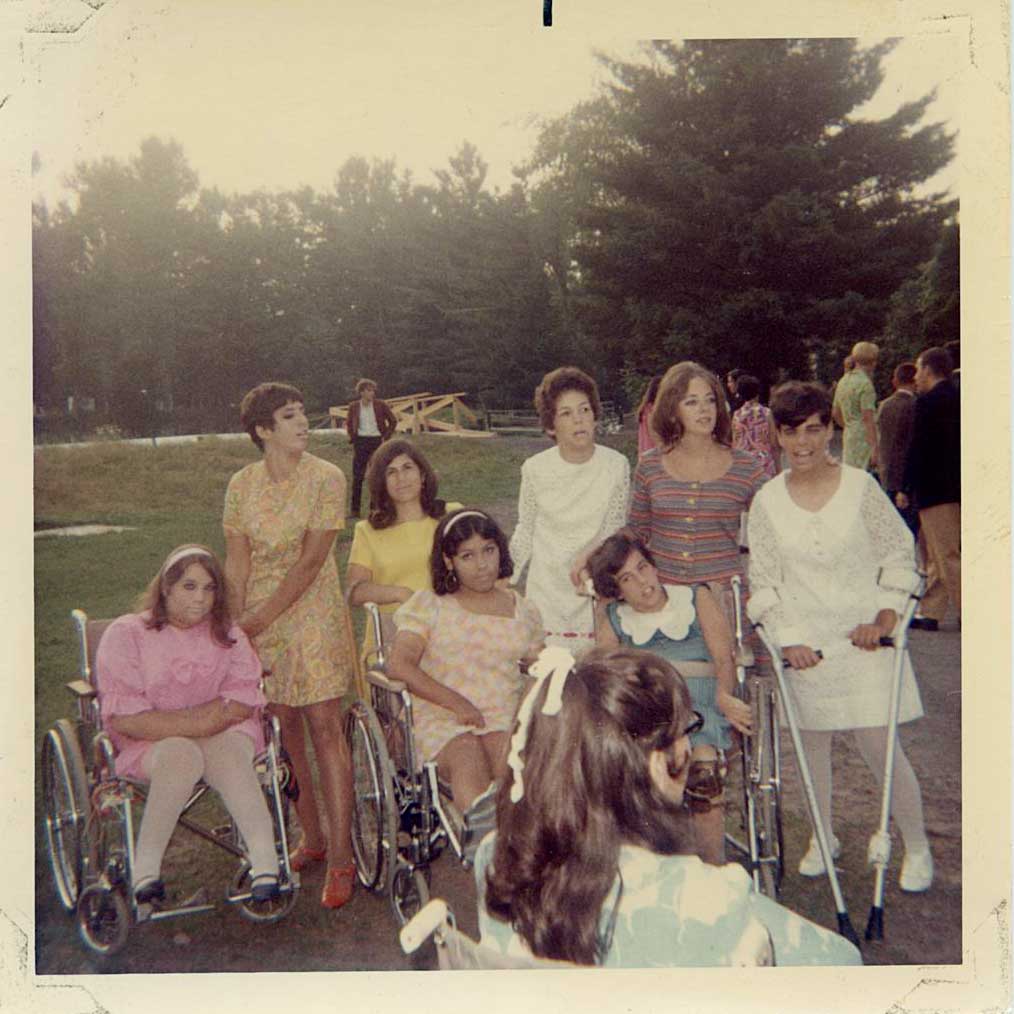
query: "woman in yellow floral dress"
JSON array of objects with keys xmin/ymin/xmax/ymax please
[{"xmin": 224, "ymin": 382, "xmax": 356, "ymax": 910}]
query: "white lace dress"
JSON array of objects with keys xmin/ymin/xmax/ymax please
[
  {"xmin": 746, "ymin": 465, "xmax": 923, "ymax": 731},
  {"xmin": 509, "ymin": 445, "xmax": 630, "ymax": 649}
]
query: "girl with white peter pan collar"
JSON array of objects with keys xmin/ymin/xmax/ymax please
[{"xmin": 588, "ymin": 533, "xmax": 751, "ymax": 866}]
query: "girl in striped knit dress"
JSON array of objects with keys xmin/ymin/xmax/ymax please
[{"xmin": 629, "ymin": 361, "xmax": 766, "ymax": 634}]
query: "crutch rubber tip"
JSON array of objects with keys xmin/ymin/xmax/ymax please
[
  {"xmin": 837, "ymin": 913, "xmax": 862, "ymax": 950},
  {"xmin": 865, "ymin": 906, "xmax": 884, "ymax": 941}
]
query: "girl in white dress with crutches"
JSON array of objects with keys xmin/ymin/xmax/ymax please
[{"xmin": 747, "ymin": 381, "xmax": 933, "ymax": 892}]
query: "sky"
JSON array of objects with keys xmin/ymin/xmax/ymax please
[{"xmin": 26, "ymin": 1, "xmax": 962, "ymax": 207}]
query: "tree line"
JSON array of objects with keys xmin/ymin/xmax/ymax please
[{"xmin": 33, "ymin": 38, "xmax": 957, "ymax": 439}]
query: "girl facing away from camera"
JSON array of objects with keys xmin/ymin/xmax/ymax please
[
  {"xmin": 588, "ymin": 532, "xmax": 751, "ymax": 865},
  {"xmin": 509, "ymin": 366, "xmax": 630, "ymax": 653},
  {"xmin": 97, "ymin": 545, "xmax": 280, "ymax": 906},
  {"xmin": 476, "ymin": 646, "xmax": 861, "ymax": 967}
]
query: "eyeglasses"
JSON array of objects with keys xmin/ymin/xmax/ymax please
[{"xmin": 683, "ymin": 711, "xmax": 705, "ymax": 738}]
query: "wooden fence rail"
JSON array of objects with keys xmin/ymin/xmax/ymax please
[{"xmin": 329, "ymin": 392, "xmax": 492, "ymax": 438}]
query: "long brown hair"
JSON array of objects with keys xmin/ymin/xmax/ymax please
[
  {"xmin": 365, "ymin": 439, "xmax": 446, "ymax": 530},
  {"xmin": 485, "ymin": 647, "xmax": 693, "ymax": 965},
  {"xmin": 651, "ymin": 361, "xmax": 732, "ymax": 448},
  {"xmin": 136, "ymin": 544, "xmax": 236, "ymax": 647}
]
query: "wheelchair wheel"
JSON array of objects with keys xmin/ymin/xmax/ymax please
[
  {"xmin": 76, "ymin": 883, "xmax": 130, "ymax": 957},
  {"xmin": 389, "ymin": 863, "xmax": 430, "ymax": 927},
  {"xmin": 42, "ymin": 719, "xmax": 90, "ymax": 912},
  {"xmin": 230, "ymin": 863, "xmax": 298, "ymax": 923},
  {"xmin": 346, "ymin": 701, "xmax": 397, "ymax": 892},
  {"xmin": 753, "ymin": 684, "xmax": 784, "ymax": 899}
]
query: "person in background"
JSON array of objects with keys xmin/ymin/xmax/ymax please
[
  {"xmin": 944, "ymin": 339, "xmax": 960, "ymax": 388},
  {"xmin": 509, "ymin": 366, "xmax": 629, "ymax": 652},
  {"xmin": 636, "ymin": 376, "xmax": 662, "ymax": 457},
  {"xmin": 898, "ymin": 347, "xmax": 961, "ymax": 632},
  {"xmin": 345, "ymin": 378, "xmax": 397, "ymax": 518},
  {"xmin": 477, "ymin": 646, "xmax": 861, "ymax": 967},
  {"xmin": 876, "ymin": 362, "xmax": 919, "ymax": 533},
  {"xmin": 732, "ymin": 374, "xmax": 780, "ymax": 479},
  {"xmin": 225, "ymin": 382, "xmax": 356, "ymax": 909},
  {"xmin": 831, "ymin": 342, "xmax": 879, "ymax": 469},
  {"xmin": 725, "ymin": 368, "xmax": 745, "ymax": 414}
]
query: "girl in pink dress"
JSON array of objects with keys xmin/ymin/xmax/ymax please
[
  {"xmin": 97, "ymin": 545, "xmax": 279, "ymax": 906},
  {"xmin": 388, "ymin": 510, "xmax": 545, "ymax": 816}
]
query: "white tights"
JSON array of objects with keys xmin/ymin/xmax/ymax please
[
  {"xmin": 798, "ymin": 727, "xmax": 928, "ymax": 852},
  {"xmin": 134, "ymin": 730, "xmax": 278, "ymax": 885}
]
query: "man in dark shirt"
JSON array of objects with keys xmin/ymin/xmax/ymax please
[
  {"xmin": 876, "ymin": 362, "xmax": 918, "ymax": 532},
  {"xmin": 898, "ymin": 347, "xmax": 960, "ymax": 630},
  {"xmin": 345, "ymin": 378, "xmax": 397, "ymax": 517}
]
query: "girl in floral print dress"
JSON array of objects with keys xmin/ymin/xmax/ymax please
[{"xmin": 224, "ymin": 382, "xmax": 356, "ymax": 910}]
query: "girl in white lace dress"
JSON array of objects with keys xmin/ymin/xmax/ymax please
[
  {"xmin": 509, "ymin": 367, "xmax": 629, "ymax": 652},
  {"xmin": 747, "ymin": 382, "xmax": 933, "ymax": 892}
]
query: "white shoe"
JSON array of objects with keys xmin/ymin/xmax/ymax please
[
  {"xmin": 798, "ymin": 835, "xmax": 841, "ymax": 877},
  {"xmin": 900, "ymin": 846, "xmax": 934, "ymax": 892}
]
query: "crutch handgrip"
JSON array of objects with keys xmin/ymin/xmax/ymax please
[
  {"xmin": 400, "ymin": 898, "xmax": 448, "ymax": 954},
  {"xmin": 866, "ymin": 830, "xmax": 892, "ymax": 867}
]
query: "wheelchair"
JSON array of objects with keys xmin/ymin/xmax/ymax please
[
  {"xmin": 41, "ymin": 609, "xmax": 299, "ymax": 957},
  {"xmin": 345, "ymin": 603, "xmax": 494, "ymax": 928},
  {"xmin": 723, "ymin": 574, "xmax": 785, "ymax": 900}
]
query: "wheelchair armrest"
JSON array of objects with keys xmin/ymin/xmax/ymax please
[
  {"xmin": 366, "ymin": 669, "xmax": 407, "ymax": 695},
  {"xmin": 66, "ymin": 679, "xmax": 97, "ymax": 699}
]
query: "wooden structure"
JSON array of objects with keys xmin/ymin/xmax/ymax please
[{"xmin": 330, "ymin": 392, "xmax": 492, "ymax": 438}]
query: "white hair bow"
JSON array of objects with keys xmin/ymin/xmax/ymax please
[{"xmin": 506, "ymin": 645, "xmax": 575, "ymax": 803}]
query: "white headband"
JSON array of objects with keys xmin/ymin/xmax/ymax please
[
  {"xmin": 506, "ymin": 646, "xmax": 576, "ymax": 803},
  {"xmin": 162, "ymin": 547, "xmax": 212, "ymax": 575},
  {"xmin": 443, "ymin": 510, "xmax": 490, "ymax": 538}
]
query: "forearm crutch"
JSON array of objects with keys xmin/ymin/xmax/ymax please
[
  {"xmin": 754, "ymin": 623, "xmax": 860, "ymax": 948},
  {"xmin": 864, "ymin": 569, "xmax": 925, "ymax": 941}
]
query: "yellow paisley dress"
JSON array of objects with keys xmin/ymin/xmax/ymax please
[{"xmin": 223, "ymin": 453, "xmax": 354, "ymax": 706}]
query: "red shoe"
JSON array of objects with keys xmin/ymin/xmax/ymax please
[
  {"xmin": 321, "ymin": 863, "xmax": 356, "ymax": 909},
  {"xmin": 289, "ymin": 843, "xmax": 327, "ymax": 873}
]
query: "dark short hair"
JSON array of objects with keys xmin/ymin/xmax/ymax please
[
  {"xmin": 534, "ymin": 367, "xmax": 601, "ymax": 434},
  {"xmin": 239, "ymin": 382, "xmax": 305, "ymax": 452},
  {"xmin": 430, "ymin": 509, "xmax": 513, "ymax": 594},
  {"xmin": 588, "ymin": 533, "xmax": 656, "ymax": 601},
  {"xmin": 944, "ymin": 340, "xmax": 960, "ymax": 370},
  {"xmin": 893, "ymin": 362, "xmax": 917, "ymax": 386},
  {"xmin": 355, "ymin": 378, "xmax": 378, "ymax": 394},
  {"xmin": 770, "ymin": 381, "xmax": 833, "ymax": 428},
  {"xmin": 366, "ymin": 439, "xmax": 445, "ymax": 530},
  {"xmin": 735, "ymin": 374, "xmax": 761, "ymax": 402},
  {"xmin": 918, "ymin": 347, "xmax": 953, "ymax": 379},
  {"xmin": 651, "ymin": 361, "xmax": 732, "ymax": 447}
]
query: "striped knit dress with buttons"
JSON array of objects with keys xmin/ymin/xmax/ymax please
[{"xmin": 628, "ymin": 447, "xmax": 766, "ymax": 643}]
